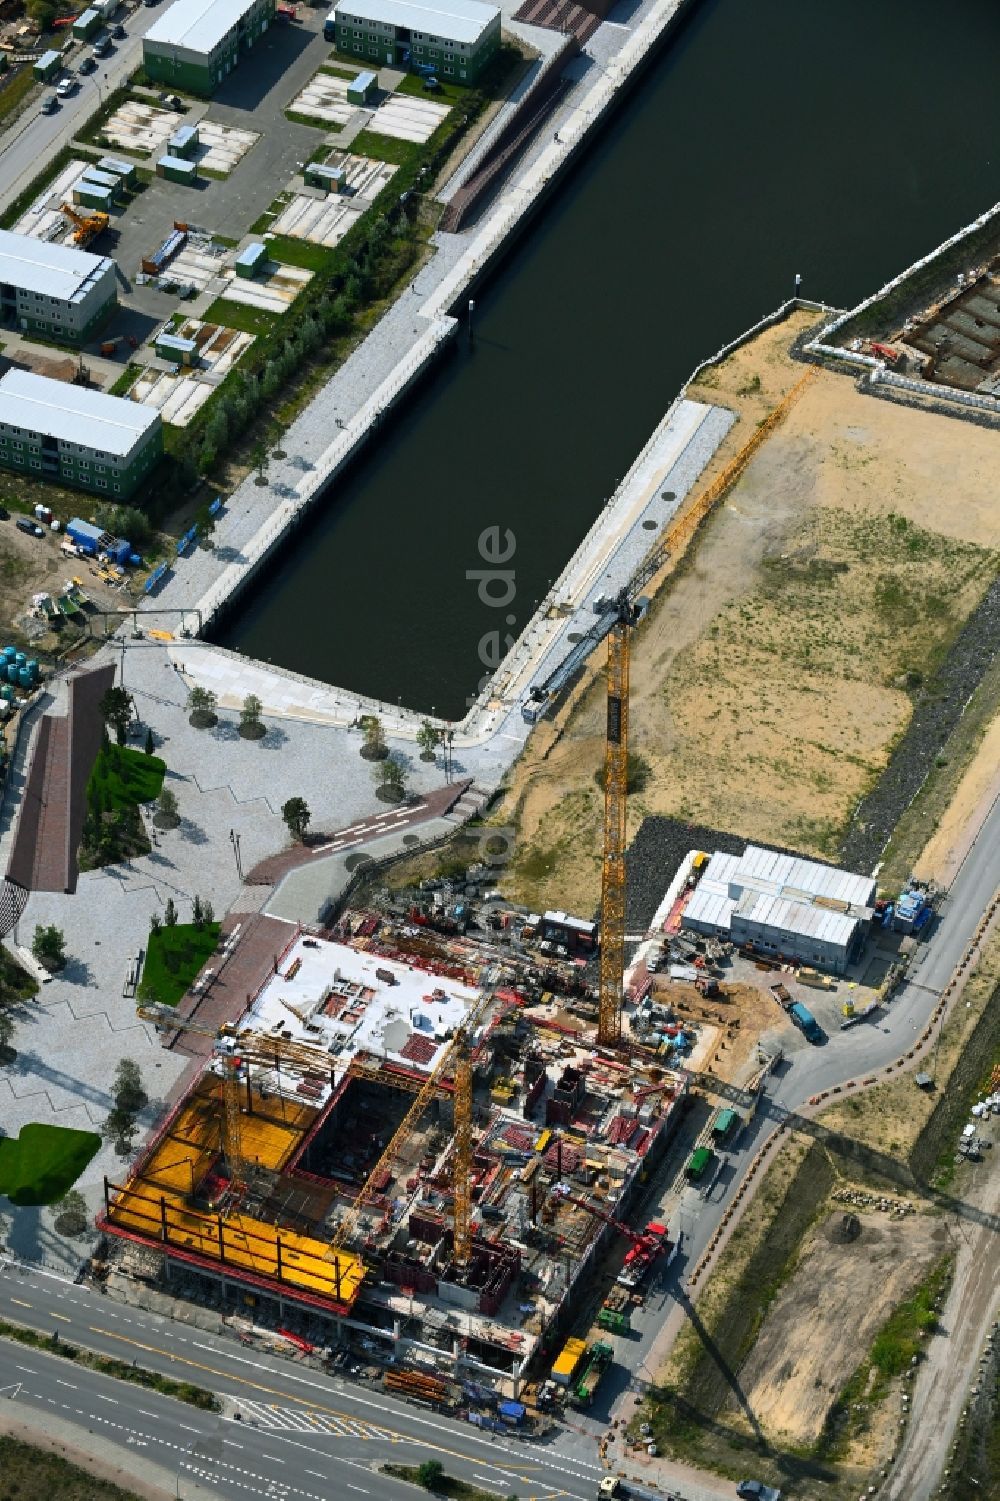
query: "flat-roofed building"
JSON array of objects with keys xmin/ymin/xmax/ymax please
[
  {"xmin": 0, "ymin": 370, "xmax": 162, "ymax": 499},
  {"xmin": 326, "ymin": 0, "xmax": 501, "ymax": 83},
  {"xmin": 0, "ymin": 229, "xmax": 117, "ymax": 345},
  {"xmin": 682, "ymin": 843, "xmax": 876, "ymax": 975},
  {"xmin": 143, "ymin": 0, "xmax": 276, "ymax": 94}
]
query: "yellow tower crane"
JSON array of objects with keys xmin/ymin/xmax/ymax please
[{"xmin": 330, "ymin": 991, "xmax": 495, "ymax": 1267}]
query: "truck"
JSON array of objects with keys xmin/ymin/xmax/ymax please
[
  {"xmin": 597, "ymin": 1285, "xmax": 631, "ymax": 1334},
  {"xmin": 789, "ymin": 1001, "xmax": 822, "ymax": 1043},
  {"xmin": 769, "ymin": 981, "xmax": 792, "ymax": 1009},
  {"xmin": 551, "ymin": 1336, "xmax": 587, "ymax": 1387},
  {"xmin": 573, "ymin": 1342, "xmax": 612, "ymax": 1404}
]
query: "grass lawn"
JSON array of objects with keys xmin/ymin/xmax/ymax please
[
  {"xmin": 0, "ymin": 67, "xmax": 36, "ymax": 127},
  {"xmin": 0, "ymin": 1436, "xmax": 144, "ymax": 1501},
  {"xmin": 0, "ymin": 946, "xmax": 37, "ymax": 1002},
  {"xmin": 265, "ymin": 234, "xmax": 336, "ymax": 272},
  {"xmin": 138, "ymin": 922, "xmax": 221, "ymax": 1007},
  {"xmin": 0, "ymin": 1124, "xmax": 101, "ymax": 1206},
  {"xmin": 91, "ymin": 744, "xmax": 165, "ymax": 811},
  {"xmin": 201, "ymin": 297, "xmax": 278, "ymax": 336},
  {"xmin": 349, "ymin": 128, "xmax": 426, "ymax": 167},
  {"xmin": 394, "ymin": 73, "xmax": 467, "ymax": 103}
]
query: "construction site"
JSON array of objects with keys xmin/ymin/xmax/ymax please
[{"xmin": 100, "ymin": 915, "xmax": 691, "ymax": 1401}]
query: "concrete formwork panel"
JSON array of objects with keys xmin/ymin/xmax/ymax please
[
  {"xmin": 218, "ymin": 261, "xmax": 312, "ymax": 312},
  {"xmin": 369, "ymin": 94, "xmax": 449, "ymax": 143},
  {"xmin": 269, "ymin": 194, "xmax": 362, "ymax": 248},
  {"xmin": 290, "ymin": 72, "xmax": 356, "ymax": 126}
]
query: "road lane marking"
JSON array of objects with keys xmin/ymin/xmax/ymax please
[
  {"xmin": 304, "ymin": 1470, "xmax": 324, "ymax": 1479},
  {"xmin": 10, "ymin": 1298, "xmax": 32, "ymax": 1308},
  {"xmin": 345, "ymin": 1487, "xmax": 368, "ymax": 1494},
  {"xmin": 51, "ymin": 1313, "xmax": 71, "ymax": 1323},
  {"xmin": 55, "ymin": 1380, "xmax": 77, "ymax": 1389},
  {"xmin": 97, "ymin": 1394, "xmax": 118, "ymax": 1403},
  {"xmin": 473, "ymin": 1477, "xmax": 505, "ymax": 1492}
]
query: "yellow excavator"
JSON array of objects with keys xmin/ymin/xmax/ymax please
[{"xmin": 60, "ymin": 202, "xmax": 109, "ymax": 248}]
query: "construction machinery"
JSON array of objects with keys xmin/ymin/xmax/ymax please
[
  {"xmin": 60, "ymin": 202, "xmax": 109, "ymax": 248},
  {"xmin": 521, "ymin": 542, "xmax": 669, "ymax": 1047},
  {"xmin": 550, "ymin": 1184, "xmax": 675, "ymax": 1289}
]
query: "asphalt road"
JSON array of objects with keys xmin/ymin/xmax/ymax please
[
  {"xmin": 0, "ymin": 1262, "xmax": 662, "ymax": 1501},
  {"xmin": 0, "ymin": 2, "xmax": 165, "ymax": 216}
]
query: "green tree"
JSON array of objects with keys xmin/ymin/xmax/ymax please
[
  {"xmin": 52, "ymin": 1189, "xmax": 89, "ymax": 1238},
  {"xmin": 163, "ymin": 897, "xmax": 178, "ymax": 928},
  {"xmin": 99, "ymin": 686, "xmax": 131, "ymax": 747},
  {"xmin": 32, "ymin": 924, "xmax": 66, "ymax": 971},
  {"xmin": 282, "ymin": 797, "xmax": 311, "ymax": 842},
  {"xmin": 144, "ymin": 726, "xmax": 155, "ymax": 756},
  {"xmin": 0, "ymin": 1008, "xmax": 15, "ymax": 1059},
  {"xmin": 417, "ymin": 1461, "xmax": 444, "ymax": 1491},
  {"xmin": 187, "ymin": 685, "xmax": 218, "ymax": 729},
  {"xmin": 192, "ymin": 894, "xmax": 204, "ymax": 928},
  {"xmin": 195, "ymin": 507, "xmax": 215, "ymax": 547},
  {"xmin": 202, "ymin": 898, "xmax": 214, "ymax": 925},
  {"xmin": 251, "ymin": 442, "xmax": 269, "ymax": 486},
  {"xmin": 157, "ymin": 787, "xmax": 179, "ymax": 826},
  {"xmin": 239, "ymin": 694, "xmax": 265, "ymax": 740},
  {"xmin": 114, "ymin": 1058, "xmax": 147, "ymax": 1115},
  {"xmin": 373, "ymin": 754, "xmax": 406, "ymax": 802},
  {"xmin": 359, "ymin": 714, "xmax": 387, "ymax": 761},
  {"xmin": 416, "ymin": 721, "xmax": 441, "ymax": 762},
  {"xmin": 149, "ymin": 912, "xmax": 161, "ymax": 934},
  {"xmin": 102, "ymin": 1106, "xmax": 137, "ymax": 1156}
]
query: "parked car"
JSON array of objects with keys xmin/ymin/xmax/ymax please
[
  {"xmin": 40, "ymin": 94, "xmax": 58, "ymax": 114},
  {"xmin": 16, "ymin": 518, "xmax": 44, "ymax": 539},
  {"xmin": 78, "ymin": 55, "xmax": 97, "ymax": 73},
  {"xmin": 56, "ymin": 76, "xmax": 77, "ymax": 97},
  {"xmin": 736, "ymin": 1483, "xmax": 782, "ymax": 1501},
  {"xmin": 110, "ymin": 21, "xmax": 126, "ymax": 36},
  {"xmin": 92, "ymin": 35, "xmax": 112, "ymax": 55}
]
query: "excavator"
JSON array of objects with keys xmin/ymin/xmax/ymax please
[{"xmin": 60, "ymin": 202, "xmax": 109, "ymax": 249}]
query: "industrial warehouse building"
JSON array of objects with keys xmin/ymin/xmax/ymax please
[
  {"xmin": 144, "ymin": 0, "xmax": 276, "ymax": 94},
  {"xmin": 0, "ymin": 229, "xmax": 117, "ymax": 345},
  {"xmin": 682, "ymin": 844, "xmax": 876, "ymax": 975},
  {"xmin": 0, "ymin": 371, "xmax": 162, "ymax": 499},
  {"xmin": 327, "ymin": 0, "xmax": 501, "ymax": 83}
]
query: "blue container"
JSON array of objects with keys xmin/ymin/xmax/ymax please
[
  {"xmin": 2, "ymin": 646, "xmax": 15, "ymax": 662},
  {"xmin": 0, "ymin": 686, "xmax": 13, "ymax": 701},
  {"xmin": 17, "ymin": 668, "xmax": 31, "ymax": 689},
  {"xmin": 14, "ymin": 652, "xmax": 25, "ymax": 667},
  {"xmin": 6, "ymin": 665, "xmax": 17, "ymax": 684},
  {"xmin": 26, "ymin": 660, "xmax": 38, "ymax": 682}
]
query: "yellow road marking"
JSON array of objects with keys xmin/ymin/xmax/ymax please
[
  {"xmin": 51, "ymin": 1312, "xmax": 72, "ymax": 1323},
  {"xmin": 9, "ymin": 1299, "xmax": 32, "ymax": 1309},
  {"xmin": 87, "ymin": 1326, "xmax": 542, "ymax": 1473}
]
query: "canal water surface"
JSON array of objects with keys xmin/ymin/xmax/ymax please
[{"xmin": 217, "ymin": 0, "xmax": 1000, "ymax": 717}]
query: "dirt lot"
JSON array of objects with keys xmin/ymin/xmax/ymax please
[
  {"xmin": 737, "ymin": 1208, "xmax": 946, "ymax": 1449},
  {"xmin": 498, "ymin": 314, "xmax": 1000, "ymax": 916}
]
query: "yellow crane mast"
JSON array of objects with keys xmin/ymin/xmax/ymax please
[{"xmin": 330, "ymin": 990, "xmax": 495, "ymax": 1264}]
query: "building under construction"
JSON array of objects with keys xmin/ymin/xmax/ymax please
[{"xmin": 101, "ymin": 916, "xmax": 687, "ymax": 1395}]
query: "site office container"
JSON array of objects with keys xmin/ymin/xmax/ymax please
[
  {"xmin": 33, "ymin": 50, "xmax": 61, "ymax": 81},
  {"xmin": 550, "ymin": 1335, "xmax": 586, "ymax": 1386}
]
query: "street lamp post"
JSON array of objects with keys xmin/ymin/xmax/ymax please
[{"xmin": 229, "ymin": 827, "xmax": 243, "ymax": 880}]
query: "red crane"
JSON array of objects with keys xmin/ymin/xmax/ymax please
[{"xmin": 551, "ymin": 1185, "xmax": 670, "ymax": 1282}]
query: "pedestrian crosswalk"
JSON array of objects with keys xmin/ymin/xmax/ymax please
[{"xmin": 232, "ymin": 1399, "xmax": 390, "ymax": 1438}]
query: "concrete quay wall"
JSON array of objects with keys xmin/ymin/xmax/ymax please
[{"xmin": 192, "ymin": 0, "xmax": 703, "ymax": 644}]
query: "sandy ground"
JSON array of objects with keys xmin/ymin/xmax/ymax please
[
  {"xmin": 737, "ymin": 1207, "xmax": 947, "ymax": 1448},
  {"xmin": 913, "ymin": 708, "xmax": 1000, "ymax": 885},
  {"xmin": 500, "ymin": 316, "xmax": 1000, "ymax": 915}
]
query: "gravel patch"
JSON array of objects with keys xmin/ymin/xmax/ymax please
[{"xmin": 839, "ymin": 574, "xmax": 1000, "ymax": 874}]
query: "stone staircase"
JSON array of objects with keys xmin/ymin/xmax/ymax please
[{"xmin": 443, "ymin": 783, "xmax": 492, "ymax": 825}]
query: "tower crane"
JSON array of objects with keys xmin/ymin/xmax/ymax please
[
  {"xmin": 330, "ymin": 990, "xmax": 496, "ymax": 1268},
  {"xmin": 522, "ymin": 540, "xmax": 670, "ymax": 1046}
]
